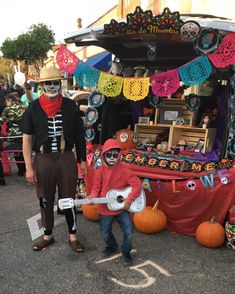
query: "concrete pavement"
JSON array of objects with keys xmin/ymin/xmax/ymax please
[{"xmin": 0, "ymin": 172, "xmax": 234, "ymax": 294}]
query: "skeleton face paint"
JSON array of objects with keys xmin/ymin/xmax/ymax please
[
  {"xmin": 43, "ymin": 80, "xmax": 61, "ymax": 98},
  {"xmin": 104, "ymin": 149, "xmax": 120, "ymax": 166}
]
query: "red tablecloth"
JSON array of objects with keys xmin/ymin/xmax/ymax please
[{"xmin": 82, "ymin": 146, "xmax": 235, "ymax": 236}]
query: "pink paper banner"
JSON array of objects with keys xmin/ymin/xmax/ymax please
[
  {"xmin": 151, "ymin": 69, "xmax": 180, "ymax": 97},
  {"xmin": 56, "ymin": 44, "xmax": 79, "ymax": 74},
  {"xmin": 208, "ymin": 32, "xmax": 235, "ymax": 68}
]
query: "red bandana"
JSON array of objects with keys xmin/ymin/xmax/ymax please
[{"xmin": 39, "ymin": 94, "xmax": 63, "ymax": 117}]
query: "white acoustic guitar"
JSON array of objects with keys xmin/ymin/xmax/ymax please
[{"xmin": 58, "ymin": 186, "xmax": 146, "ymax": 213}]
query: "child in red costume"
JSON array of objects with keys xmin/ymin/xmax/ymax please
[{"xmin": 89, "ymin": 139, "xmax": 142, "ymax": 264}]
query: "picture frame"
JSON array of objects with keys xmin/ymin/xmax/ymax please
[
  {"xmin": 138, "ymin": 116, "xmax": 150, "ymax": 124},
  {"xmin": 186, "ymin": 94, "xmax": 200, "ymax": 111},
  {"xmin": 194, "ymin": 139, "xmax": 205, "ymax": 152},
  {"xmin": 159, "ymin": 107, "xmax": 182, "ymax": 124}
]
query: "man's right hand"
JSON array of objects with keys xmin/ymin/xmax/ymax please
[{"xmin": 26, "ymin": 168, "xmax": 37, "ymax": 184}]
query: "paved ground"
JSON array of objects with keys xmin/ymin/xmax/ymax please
[{"xmin": 0, "ymin": 171, "xmax": 235, "ymax": 294}]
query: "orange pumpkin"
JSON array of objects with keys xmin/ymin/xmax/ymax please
[
  {"xmin": 115, "ymin": 129, "xmax": 137, "ymax": 150},
  {"xmin": 133, "ymin": 200, "xmax": 167, "ymax": 234},
  {"xmin": 195, "ymin": 216, "xmax": 225, "ymax": 248},
  {"xmin": 82, "ymin": 204, "xmax": 100, "ymax": 222}
]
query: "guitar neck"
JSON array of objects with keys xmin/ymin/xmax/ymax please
[{"xmin": 74, "ymin": 197, "xmax": 111, "ymax": 206}]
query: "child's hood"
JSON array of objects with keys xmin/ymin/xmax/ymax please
[{"xmin": 101, "ymin": 139, "xmax": 122, "ymax": 166}]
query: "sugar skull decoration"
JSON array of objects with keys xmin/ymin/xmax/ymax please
[
  {"xmin": 194, "ymin": 28, "xmax": 221, "ymax": 54},
  {"xmin": 180, "ymin": 21, "xmax": 200, "ymax": 42},
  {"xmin": 184, "ymin": 179, "xmax": 200, "ymax": 192},
  {"xmin": 175, "ymin": 117, "xmax": 185, "ymax": 125},
  {"xmin": 84, "ymin": 107, "xmax": 98, "ymax": 126},
  {"xmin": 147, "ymin": 46, "xmax": 156, "ymax": 61},
  {"xmin": 88, "ymin": 91, "xmax": 105, "ymax": 108},
  {"xmin": 84, "ymin": 125, "xmax": 95, "ymax": 142},
  {"xmin": 115, "ymin": 129, "xmax": 138, "ymax": 150}
]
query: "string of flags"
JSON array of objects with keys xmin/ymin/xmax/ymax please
[{"xmin": 56, "ymin": 32, "xmax": 235, "ymax": 101}]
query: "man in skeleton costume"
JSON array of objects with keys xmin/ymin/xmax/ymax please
[{"xmin": 20, "ymin": 66, "xmax": 87, "ymax": 252}]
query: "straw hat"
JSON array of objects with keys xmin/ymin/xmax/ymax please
[
  {"xmin": 39, "ymin": 66, "xmax": 65, "ymax": 82},
  {"xmin": 70, "ymin": 90, "xmax": 90, "ymax": 100}
]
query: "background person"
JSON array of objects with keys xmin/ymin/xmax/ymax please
[
  {"xmin": 0, "ymin": 81, "xmax": 7, "ymax": 184},
  {"xmin": 20, "ymin": 65, "xmax": 87, "ymax": 252},
  {"xmin": 0, "ymin": 80, "xmax": 7, "ymax": 115},
  {"xmin": 0, "ymin": 93, "xmax": 26, "ymax": 176},
  {"xmin": 21, "ymin": 82, "xmax": 39, "ymax": 106}
]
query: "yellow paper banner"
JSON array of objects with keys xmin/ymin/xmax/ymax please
[
  {"xmin": 123, "ymin": 77, "xmax": 150, "ymax": 101},
  {"xmin": 98, "ymin": 72, "xmax": 123, "ymax": 97}
]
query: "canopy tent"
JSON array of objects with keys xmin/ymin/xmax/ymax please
[
  {"xmin": 85, "ymin": 51, "xmax": 112, "ymax": 71},
  {"xmin": 64, "ymin": 9, "xmax": 235, "ymax": 70}
]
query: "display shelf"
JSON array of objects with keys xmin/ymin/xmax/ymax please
[
  {"xmin": 168, "ymin": 125, "xmax": 216, "ymax": 152},
  {"xmin": 154, "ymin": 98, "xmax": 195, "ymax": 126},
  {"xmin": 134, "ymin": 124, "xmax": 171, "ymax": 144}
]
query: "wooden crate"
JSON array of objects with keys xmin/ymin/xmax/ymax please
[
  {"xmin": 134, "ymin": 124, "xmax": 171, "ymax": 144},
  {"xmin": 154, "ymin": 98, "xmax": 195, "ymax": 126},
  {"xmin": 168, "ymin": 125, "xmax": 216, "ymax": 152}
]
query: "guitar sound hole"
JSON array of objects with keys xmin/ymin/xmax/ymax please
[{"xmin": 117, "ymin": 195, "xmax": 124, "ymax": 203}]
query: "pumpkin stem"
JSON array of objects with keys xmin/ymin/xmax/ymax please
[
  {"xmin": 210, "ymin": 216, "xmax": 216, "ymax": 223},
  {"xmin": 152, "ymin": 199, "xmax": 159, "ymax": 211}
]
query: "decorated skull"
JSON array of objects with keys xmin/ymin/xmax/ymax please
[
  {"xmin": 228, "ymin": 132, "xmax": 234, "ymax": 142},
  {"xmin": 176, "ymin": 117, "xmax": 185, "ymax": 125},
  {"xmin": 184, "ymin": 179, "xmax": 201, "ymax": 192},
  {"xmin": 132, "ymin": 133, "xmax": 138, "ymax": 143},
  {"xmin": 186, "ymin": 180, "xmax": 197, "ymax": 191},
  {"xmin": 180, "ymin": 21, "xmax": 200, "ymax": 41},
  {"xmin": 115, "ymin": 129, "xmax": 138, "ymax": 150},
  {"xmin": 147, "ymin": 47, "xmax": 156, "ymax": 61},
  {"xmin": 221, "ymin": 177, "xmax": 229, "ymax": 185}
]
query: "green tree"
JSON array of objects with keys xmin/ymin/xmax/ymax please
[
  {"xmin": 0, "ymin": 57, "xmax": 14, "ymax": 81},
  {"xmin": 1, "ymin": 23, "xmax": 55, "ymax": 77}
]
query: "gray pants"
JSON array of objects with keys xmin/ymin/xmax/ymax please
[{"xmin": 33, "ymin": 151, "xmax": 77, "ymax": 232}]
